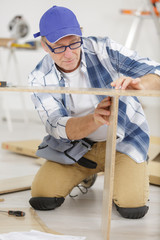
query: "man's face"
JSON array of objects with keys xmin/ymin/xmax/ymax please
[{"xmin": 42, "ymin": 35, "xmax": 81, "ymax": 73}]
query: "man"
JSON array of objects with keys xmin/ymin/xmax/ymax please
[{"xmin": 28, "ymin": 5, "xmax": 160, "ymax": 219}]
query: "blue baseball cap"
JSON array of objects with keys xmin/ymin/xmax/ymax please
[{"xmin": 34, "ymin": 6, "xmax": 82, "ymax": 43}]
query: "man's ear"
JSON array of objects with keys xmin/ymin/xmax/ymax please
[{"xmin": 41, "ymin": 40, "xmax": 49, "ymax": 52}]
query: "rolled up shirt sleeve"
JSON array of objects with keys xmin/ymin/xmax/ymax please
[
  {"xmin": 31, "ymin": 91, "xmax": 71, "ymax": 140},
  {"xmin": 28, "ymin": 67, "xmax": 71, "ymax": 140},
  {"xmin": 55, "ymin": 116, "xmax": 72, "ymax": 139},
  {"xmin": 104, "ymin": 37, "xmax": 160, "ymax": 78}
]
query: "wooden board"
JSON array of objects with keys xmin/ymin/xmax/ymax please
[
  {"xmin": 0, "ymin": 86, "xmax": 160, "ymax": 97},
  {"xmin": 148, "ymin": 136, "xmax": 160, "ymax": 186},
  {"xmin": 150, "ymin": 136, "xmax": 160, "ymax": 145},
  {"xmin": 1, "ymin": 140, "xmax": 41, "ymax": 158},
  {"xmin": 149, "ymin": 154, "xmax": 160, "ymax": 186},
  {"xmin": 0, "ymin": 175, "xmax": 34, "ymax": 195},
  {"xmin": 35, "ymin": 158, "xmax": 46, "ymax": 165},
  {"xmin": 148, "ymin": 143, "xmax": 160, "ymax": 161},
  {"xmin": 102, "ymin": 96, "xmax": 119, "ymax": 240},
  {"xmin": 0, "ymin": 207, "xmax": 59, "ymax": 234}
]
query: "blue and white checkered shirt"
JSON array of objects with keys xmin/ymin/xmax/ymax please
[{"xmin": 28, "ymin": 36, "xmax": 160, "ymax": 163}]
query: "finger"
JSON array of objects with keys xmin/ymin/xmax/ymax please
[
  {"xmin": 123, "ymin": 78, "xmax": 143, "ymax": 90},
  {"xmin": 112, "ymin": 77, "xmax": 127, "ymax": 89},
  {"xmin": 97, "ymin": 98, "xmax": 111, "ymax": 108},
  {"xmin": 103, "ymin": 116, "xmax": 110, "ymax": 125},
  {"xmin": 121, "ymin": 77, "xmax": 134, "ymax": 89},
  {"xmin": 132, "ymin": 78, "xmax": 144, "ymax": 90},
  {"xmin": 131, "ymin": 78, "xmax": 142, "ymax": 86},
  {"xmin": 97, "ymin": 101, "xmax": 111, "ymax": 110},
  {"xmin": 94, "ymin": 115, "xmax": 110, "ymax": 125},
  {"xmin": 133, "ymin": 78, "xmax": 144, "ymax": 90},
  {"xmin": 100, "ymin": 96, "xmax": 111, "ymax": 102},
  {"xmin": 95, "ymin": 108, "xmax": 110, "ymax": 116},
  {"xmin": 111, "ymin": 82, "xmax": 115, "ymax": 86}
]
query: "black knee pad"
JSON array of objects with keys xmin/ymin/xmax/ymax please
[
  {"xmin": 115, "ymin": 204, "xmax": 149, "ymax": 219},
  {"xmin": 29, "ymin": 197, "xmax": 65, "ymax": 210}
]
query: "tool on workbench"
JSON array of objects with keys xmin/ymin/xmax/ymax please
[
  {"xmin": 8, "ymin": 15, "xmax": 29, "ymax": 39},
  {"xmin": 121, "ymin": 0, "xmax": 160, "ymax": 49},
  {"xmin": 0, "ymin": 210, "xmax": 25, "ymax": 217},
  {"xmin": 121, "ymin": 0, "xmax": 160, "ymax": 17},
  {"xmin": 0, "ymin": 81, "xmax": 7, "ymax": 87}
]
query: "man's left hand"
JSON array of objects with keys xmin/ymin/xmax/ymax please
[{"xmin": 111, "ymin": 76, "xmax": 144, "ymax": 90}]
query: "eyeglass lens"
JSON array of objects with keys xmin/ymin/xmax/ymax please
[{"xmin": 54, "ymin": 41, "xmax": 82, "ymax": 53}]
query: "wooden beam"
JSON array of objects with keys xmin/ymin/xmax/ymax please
[
  {"xmin": 102, "ymin": 96, "xmax": 119, "ymax": 240},
  {"xmin": 0, "ymin": 86, "xmax": 159, "ymax": 97},
  {"xmin": 149, "ymin": 155, "xmax": 160, "ymax": 186}
]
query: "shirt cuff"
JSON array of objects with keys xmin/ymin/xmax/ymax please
[
  {"xmin": 56, "ymin": 116, "xmax": 72, "ymax": 139},
  {"xmin": 155, "ymin": 69, "xmax": 160, "ymax": 76}
]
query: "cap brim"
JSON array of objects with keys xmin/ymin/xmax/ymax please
[{"xmin": 33, "ymin": 32, "xmax": 41, "ymax": 38}]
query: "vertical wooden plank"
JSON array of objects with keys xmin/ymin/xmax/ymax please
[{"xmin": 102, "ymin": 96, "xmax": 119, "ymax": 240}]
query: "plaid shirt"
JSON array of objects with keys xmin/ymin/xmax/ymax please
[{"xmin": 28, "ymin": 36, "xmax": 160, "ymax": 163}]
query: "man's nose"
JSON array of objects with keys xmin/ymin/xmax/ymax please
[{"xmin": 64, "ymin": 46, "xmax": 73, "ymax": 57}]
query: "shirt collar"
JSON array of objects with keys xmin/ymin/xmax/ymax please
[
  {"xmin": 55, "ymin": 48, "xmax": 87, "ymax": 82},
  {"xmin": 81, "ymin": 47, "xmax": 87, "ymax": 68},
  {"xmin": 54, "ymin": 63, "xmax": 63, "ymax": 81}
]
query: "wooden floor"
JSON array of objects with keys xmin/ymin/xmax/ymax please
[{"xmin": 0, "ymin": 121, "xmax": 160, "ymax": 240}]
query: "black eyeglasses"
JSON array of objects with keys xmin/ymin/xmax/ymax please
[{"xmin": 45, "ymin": 38, "xmax": 83, "ymax": 54}]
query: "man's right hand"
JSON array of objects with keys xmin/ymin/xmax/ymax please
[{"xmin": 93, "ymin": 97, "xmax": 111, "ymax": 126}]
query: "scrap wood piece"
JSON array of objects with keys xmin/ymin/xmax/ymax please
[
  {"xmin": 1, "ymin": 140, "xmax": 41, "ymax": 158},
  {"xmin": 0, "ymin": 207, "xmax": 59, "ymax": 234},
  {"xmin": 148, "ymin": 136, "xmax": 160, "ymax": 161},
  {"xmin": 149, "ymin": 153, "xmax": 160, "ymax": 186},
  {"xmin": 148, "ymin": 136, "xmax": 160, "ymax": 186},
  {"xmin": 35, "ymin": 158, "xmax": 46, "ymax": 166},
  {"xmin": 148, "ymin": 143, "xmax": 160, "ymax": 161},
  {"xmin": 0, "ymin": 175, "xmax": 34, "ymax": 195},
  {"xmin": 150, "ymin": 136, "xmax": 160, "ymax": 145}
]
